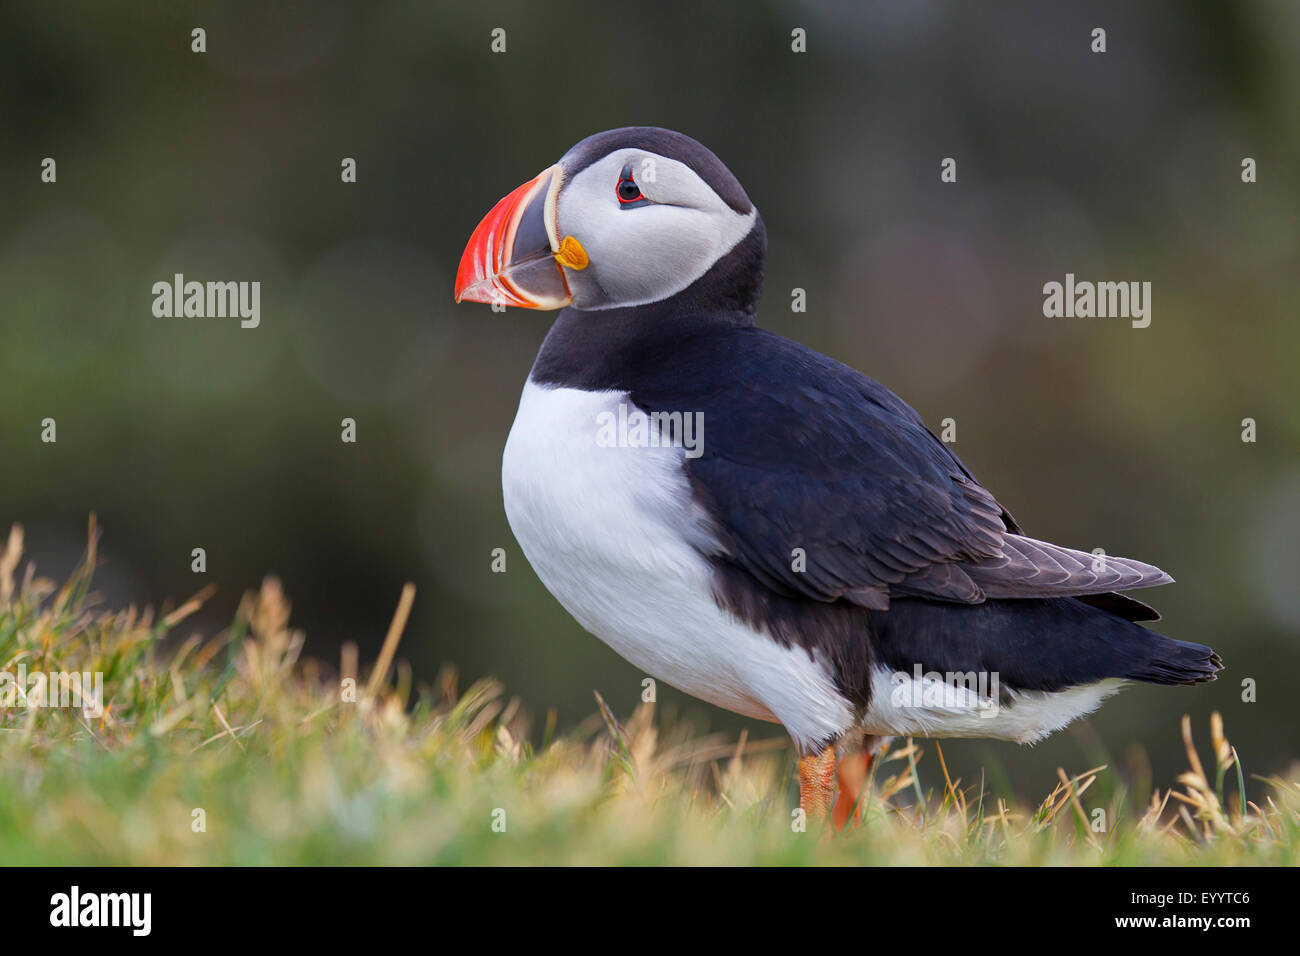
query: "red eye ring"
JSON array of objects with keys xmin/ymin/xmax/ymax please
[{"xmin": 616, "ymin": 163, "xmax": 647, "ymax": 207}]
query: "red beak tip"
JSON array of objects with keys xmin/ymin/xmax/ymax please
[{"xmin": 455, "ymin": 166, "xmax": 571, "ymax": 311}]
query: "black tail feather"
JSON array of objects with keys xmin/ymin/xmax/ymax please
[
  {"xmin": 1123, "ymin": 638, "xmax": 1223, "ymax": 685},
  {"xmin": 870, "ymin": 596, "xmax": 1224, "ymax": 693}
]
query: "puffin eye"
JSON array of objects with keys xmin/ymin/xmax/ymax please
[{"xmin": 616, "ymin": 164, "xmax": 648, "ymax": 207}]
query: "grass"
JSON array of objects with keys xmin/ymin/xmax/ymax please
[{"xmin": 1, "ymin": 517, "xmax": 1297, "ymax": 865}]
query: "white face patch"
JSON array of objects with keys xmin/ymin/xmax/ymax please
[{"xmin": 554, "ymin": 148, "xmax": 757, "ymax": 310}]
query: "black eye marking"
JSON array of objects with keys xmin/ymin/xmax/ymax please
[{"xmin": 616, "ymin": 163, "xmax": 649, "ymax": 208}]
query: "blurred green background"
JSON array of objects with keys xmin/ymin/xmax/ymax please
[{"xmin": 3, "ymin": 0, "xmax": 1297, "ymax": 800}]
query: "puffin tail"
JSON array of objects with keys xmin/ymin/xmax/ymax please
[
  {"xmin": 1070, "ymin": 597, "xmax": 1223, "ymax": 686},
  {"xmin": 871, "ymin": 596, "xmax": 1223, "ymax": 691},
  {"xmin": 1120, "ymin": 631, "xmax": 1223, "ymax": 686}
]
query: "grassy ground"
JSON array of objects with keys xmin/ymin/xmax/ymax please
[{"xmin": 1, "ymin": 518, "xmax": 1296, "ymax": 865}]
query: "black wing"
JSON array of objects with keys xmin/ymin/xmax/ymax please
[{"xmin": 631, "ymin": 327, "xmax": 1170, "ymax": 611}]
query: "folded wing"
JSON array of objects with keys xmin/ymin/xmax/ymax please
[{"xmin": 637, "ymin": 328, "xmax": 1173, "ymax": 614}]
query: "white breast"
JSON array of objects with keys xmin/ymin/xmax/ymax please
[{"xmin": 501, "ymin": 380, "xmax": 855, "ymax": 751}]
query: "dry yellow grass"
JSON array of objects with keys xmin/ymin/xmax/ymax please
[{"xmin": 0, "ymin": 517, "xmax": 1296, "ymax": 865}]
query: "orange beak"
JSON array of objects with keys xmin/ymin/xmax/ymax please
[{"xmin": 454, "ymin": 164, "xmax": 578, "ymax": 310}]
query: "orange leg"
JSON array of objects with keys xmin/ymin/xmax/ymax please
[
  {"xmin": 832, "ymin": 750, "xmax": 875, "ymax": 830},
  {"xmin": 797, "ymin": 746, "xmax": 837, "ymax": 821}
]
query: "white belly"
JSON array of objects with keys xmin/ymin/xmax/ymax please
[
  {"xmin": 856, "ymin": 669, "xmax": 1125, "ymax": 744},
  {"xmin": 501, "ymin": 381, "xmax": 855, "ymax": 751}
]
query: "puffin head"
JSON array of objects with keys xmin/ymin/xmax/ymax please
[{"xmin": 454, "ymin": 127, "xmax": 764, "ymax": 314}]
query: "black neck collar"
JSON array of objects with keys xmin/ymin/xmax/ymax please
[{"xmin": 530, "ymin": 220, "xmax": 767, "ymax": 391}]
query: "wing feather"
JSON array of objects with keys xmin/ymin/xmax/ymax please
[{"xmin": 630, "ymin": 327, "xmax": 1172, "ymax": 611}]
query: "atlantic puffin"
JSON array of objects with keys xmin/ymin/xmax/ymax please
[{"xmin": 453, "ymin": 127, "xmax": 1222, "ymax": 824}]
